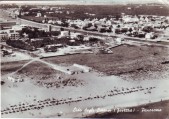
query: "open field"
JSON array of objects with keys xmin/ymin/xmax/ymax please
[
  {"xmin": 1, "ymin": 60, "xmax": 29, "ymax": 76},
  {"xmin": 43, "ymin": 44, "xmax": 169, "ymax": 76},
  {"xmin": 17, "ymin": 61, "xmax": 63, "ymax": 78}
]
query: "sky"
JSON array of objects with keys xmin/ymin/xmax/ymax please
[{"xmin": 0, "ymin": 0, "xmax": 169, "ymax": 5}]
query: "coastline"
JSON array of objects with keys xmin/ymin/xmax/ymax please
[{"xmin": 86, "ymin": 99, "xmax": 169, "ymax": 118}]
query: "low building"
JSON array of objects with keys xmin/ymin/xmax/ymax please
[
  {"xmin": 145, "ymin": 32, "xmax": 154, "ymax": 39},
  {"xmin": 0, "ymin": 21, "xmax": 16, "ymax": 30},
  {"xmin": 36, "ymin": 12, "xmax": 42, "ymax": 17},
  {"xmin": 30, "ymin": 38, "xmax": 43, "ymax": 42},
  {"xmin": 115, "ymin": 38, "xmax": 124, "ymax": 45},
  {"xmin": 7, "ymin": 76, "xmax": 24, "ymax": 83},
  {"xmin": 60, "ymin": 31, "xmax": 70, "ymax": 37},
  {"xmin": 111, "ymin": 28, "xmax": 116, "ymax": 34},
  {"xmin": 0, "ymin": 32, "xmax": 8, "ymax": 41},
  {"xmin": 97, "ymin": 26, "xmax": 107, "ymax": 33},
  {"xmin": 73, "ymin": 64, "xmax": 91, "ymax": 73},
  {"xmin": 1, "ymin": 29, "xmax": 20, "ymax": 40},
  {"xmin": 86, "ymin": 26, "xmax": 97, "ymax": 31},
  {"xmin": 70, "ymin": 33, "xmax": 83, "ymax": 40},
  {"xmin": 44, "ymin": 44, "xmax": 63, "ymax": 52},
  {"xmin": 12, "ymin": 25, "xmax": 23, "ymax": 31},
  {"xmin": 83, "ymin": 36, "xmax": 90, "ymax": 41},
  {"xmin": 120, "ymin": 27, "xmax": 129, "ymax": 33}
]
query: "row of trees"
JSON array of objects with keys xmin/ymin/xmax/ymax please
[
  {"xmin": 26, "ymin": 5, "xmax": 169, "ymax": 19},
  {"xmin": 19, "ymin": 27, "xmax": 61, "ymax": 39},
  {"xmin": 6, "ymin": 39, "xmax": 36, "ymax": 51}
]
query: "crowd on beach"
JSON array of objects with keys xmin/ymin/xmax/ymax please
[
  {"xmin": 35, "ymin": 78, "xmax": 85, "ymax": 88},
  {"xmin": 1, "ymin": 86, "xmax": 155, "ymax": 116}
]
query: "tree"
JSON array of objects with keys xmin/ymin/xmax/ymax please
[
  {"xmin": 60, "ymin": 27, "xmax": 64, "ymax": 31},
  {"xmin": 115, "ymin": 14, "xmax": 121, "ymax": 20},
  {"xmin": 51, "ymin": 31, "xmax": 60, "ymax": 36},
  {"xmin": 129, "ymin": 28, "xmax": 133, "ymax": 32},
  {"xmin": 1, "ymin": 45, "xmax": 4, "ymax": 49}
]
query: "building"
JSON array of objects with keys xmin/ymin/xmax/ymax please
[
  {"xmin": 36, "ymin": 12, "xmax": 42, "ymax": 17},
  {"xmin": 145, "ymin": 32, "xmax": 156, "ymax": 39},
  {"xmin": 12, "ymin": 25, "xmax": 23, "ymax": 31},
  {"xmin": 60, "ymin": 31, "xmax": 70, "ymax": 37},
  {"xmin": 111, "ymin": 28, "xmax": 116, "ymax": 34},
  {"xmin": 83, "ymin": 36, "xmax": 90, "ymax": 41},
  {"xmin": 123, "ymin": 16, "xmax": 139, "ymax": 23},
  {"xmin": 115, "ymin": 38, "xmax": 124, "ymax": 45},
  {"xmin": 7, "ymin": 76, "xmax": 24, "ymax": 83},
  {"xmin": 73, "ymin": 64, "xmax": 91, "ymax": 73},
  {"xmin": 0, "ymin": 21, "xmax": 16, "ymax": 30},
  {"xmin": 48, "ymin": 25, "xmax": 52, "ymax": 32},
  {"xmin": 0, "ymin": 32, "xmax": 8, "ymax": 41},
  {"xmin": 44, "ymin": 44, "xmax": 63, "ymax": 52},
  {"xmin": 9, "ymin": 32, "xmax": 20, "ymax": 40},
  {"xmin": 70, "ymin": 33, "xmax": 83, "ymax": 40}
]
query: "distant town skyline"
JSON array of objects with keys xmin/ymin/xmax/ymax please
[{"xmin": 0, "ymin": 0, "xmax": 169, "ymax": 5}]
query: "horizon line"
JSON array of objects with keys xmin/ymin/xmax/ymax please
[{"xmin": 0, "ymin": 0, "xmax": 168, "ymax": 5}]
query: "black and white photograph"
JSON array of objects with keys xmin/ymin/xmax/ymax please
[{"xmin": 0, "ymin": 0, "xmax": 169, "ymax": 118}]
